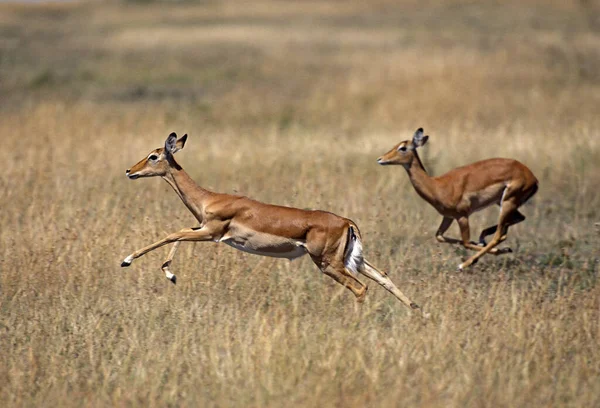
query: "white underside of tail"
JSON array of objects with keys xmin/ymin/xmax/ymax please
[{"xmin": 344, "ymin": 232, "xmax": 364, "ymax": 277}]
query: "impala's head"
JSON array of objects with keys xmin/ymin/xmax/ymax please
[
  {"xmin": 377, "ymin": 127, "xmax": 429, "ymax": 167},
  {"xmin": 126, "ymin": 132, "xmax": 187, "ymax": 179}
]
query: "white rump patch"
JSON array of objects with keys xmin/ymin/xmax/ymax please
[{"xmin": 344, "ymin": 229, "xmax": 364, "ymax": 277}]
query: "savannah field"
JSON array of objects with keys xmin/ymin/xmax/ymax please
[{"xmin": 1, "ymin": 0, "xmax": 599, "ymax": 406}]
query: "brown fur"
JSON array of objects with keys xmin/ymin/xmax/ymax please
[
  {"xmin": 378, "ymin": 128, "xmax": 538, "ymax": 269},
  {"xmin": 122, "ymin": 133, "xmax": 420, "ymax": 310}
]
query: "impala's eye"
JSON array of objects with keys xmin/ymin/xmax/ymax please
[
  {"xmin": 398, "ymin": 145, "xmax": 407, "ymax": 152},
  {"xmin": 149, "ymin": 154, "xmax": 158, "ymax": 161}
]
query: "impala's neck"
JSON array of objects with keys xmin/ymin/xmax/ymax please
[
  {"xmin": 161, "ymin": 159, "xmax": 212, "ymax": 222},
  {"xmin": 404, "ymin": 152, "xmax": 438, "ymax": 205}
]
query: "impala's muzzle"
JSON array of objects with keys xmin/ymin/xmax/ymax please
[
  {"xmin": 126, "ymin": 169, "xmax": 139, "ymax": 180},
  {"xmin": 377, "ymin": 157, "xmax": 390, "ymax": 165}
]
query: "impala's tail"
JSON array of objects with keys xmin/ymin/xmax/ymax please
[{"xmin": 343, "ymin": 225, "xmax": 363, "ymax": 277}]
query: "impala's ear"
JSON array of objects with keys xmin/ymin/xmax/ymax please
[
  {"xmin": 165, "ymin": 132, "xmax": 187, "ymax": 154},
  {"xmin": 412, "ymin": 128, "xmax": 429, "ymax": 148},
  {"xmin": 165, "ymin": 132, "xmax": 177, "ymax": 154},
  {"xmin": 175, "ymin": 134, "xmax": 187, "ymax": 153}
]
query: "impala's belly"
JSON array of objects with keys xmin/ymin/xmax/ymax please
[
  {"xmin": 464, "ymin": 183, "xmax": 506, "ymax": 213},
  {"xmin": 220, "ymin": 233, "xmax": 307, "ymax": 260}
]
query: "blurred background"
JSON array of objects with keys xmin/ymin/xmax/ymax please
[{"xmin": 1, "ymin": 0, "xmax": 599, "ymax": 406}]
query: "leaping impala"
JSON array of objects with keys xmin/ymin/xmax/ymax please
[
  {"xmin": 377, "ymin": 128, "xmax": 538, "ymax": 270},
  {"xmin": 121, "ymin": 132, "xmax": 420, "ymax": 311}
]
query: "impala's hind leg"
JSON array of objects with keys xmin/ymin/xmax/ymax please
[
  {"xmin": 459, "ymin": 196, "xmax": 519, "ymax": 270},
  {"xmin": 479, "ymin": 181, "xmax": 537, "ymax": 247},
  {"xmin": 478, "ymin": 210, "xmax": 525, "ymax": 248},
  {"xmin": 311, "ymin": 256, "xmax": 368, "ymax": 302},
  {"xmin": 359, "ymin": 260, "xmax": 419, "ymax": 310}
]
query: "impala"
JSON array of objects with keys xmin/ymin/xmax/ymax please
[
  {"xmin": 121, "ymin": 132, "xmax": 420, "ymax": 311},
  {"xmin": 377, "ymin": 128, "xmax": 538, "ymax": 270}
]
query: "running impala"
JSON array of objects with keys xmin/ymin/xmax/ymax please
[
  {"xmin": 378, "ymin": 128, "xmax": 538, "ymax": 270},
  {"xmin": 121, "ymin": 132, "xmax": 420, "ymax": 311}
]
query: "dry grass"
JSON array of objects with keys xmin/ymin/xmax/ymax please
[{"xmin": 1, "ymin": 1, "xmax": 599, "ymax": 406}]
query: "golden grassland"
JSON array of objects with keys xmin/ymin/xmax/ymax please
[{"xmin": 1, "ymin": 1, "xmax": 599, "ymax": 406}]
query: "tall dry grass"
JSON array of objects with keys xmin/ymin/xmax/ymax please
[{"xmin": 1, "ymin": 1, "xmax": 599, "ymax": 406}]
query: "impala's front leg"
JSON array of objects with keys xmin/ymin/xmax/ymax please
[
  {"xmin": 435, "ymin": 217, "xmax": 454, "ymax": 243},
  {"xmin": 160, "ymin": 227, "xmax": 205, "ymax": 283},
  {"xmin": 161, "ymin": 241, "xmax": 181, "ymax": 284},
  {"xmin": 121, "ymin": 226, "xmax": 218, "ymax": 281},
  {"xmin": 436, "ymin": 216, "xmax": 481, "ymax": 248},
  {"xmin": 456, "ymin": 217, "xmax": 502, "ymax": 254}
]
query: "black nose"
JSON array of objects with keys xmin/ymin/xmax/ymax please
[{"xmin": 126, "ymin": 169, "xmax": 130, "ymax": 173}]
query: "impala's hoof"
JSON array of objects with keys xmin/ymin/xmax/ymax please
[
  {"xmin": 457, "ymin": 263, "xmax": 464, "ymax": 271},
  {"xmin": 164, "ymin": 269, "xmax": 177, "ymax": 284},
  {"xmin": 492, "ymin": 247, "xmax": 513, "ymax": 255},
  {"xmin": 410, "ymin": 302, "xmax": 419, "ymax": 309},
  {"xmin": 121, "ymin": 256, "xmax": 133, "ymax": 267}
]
